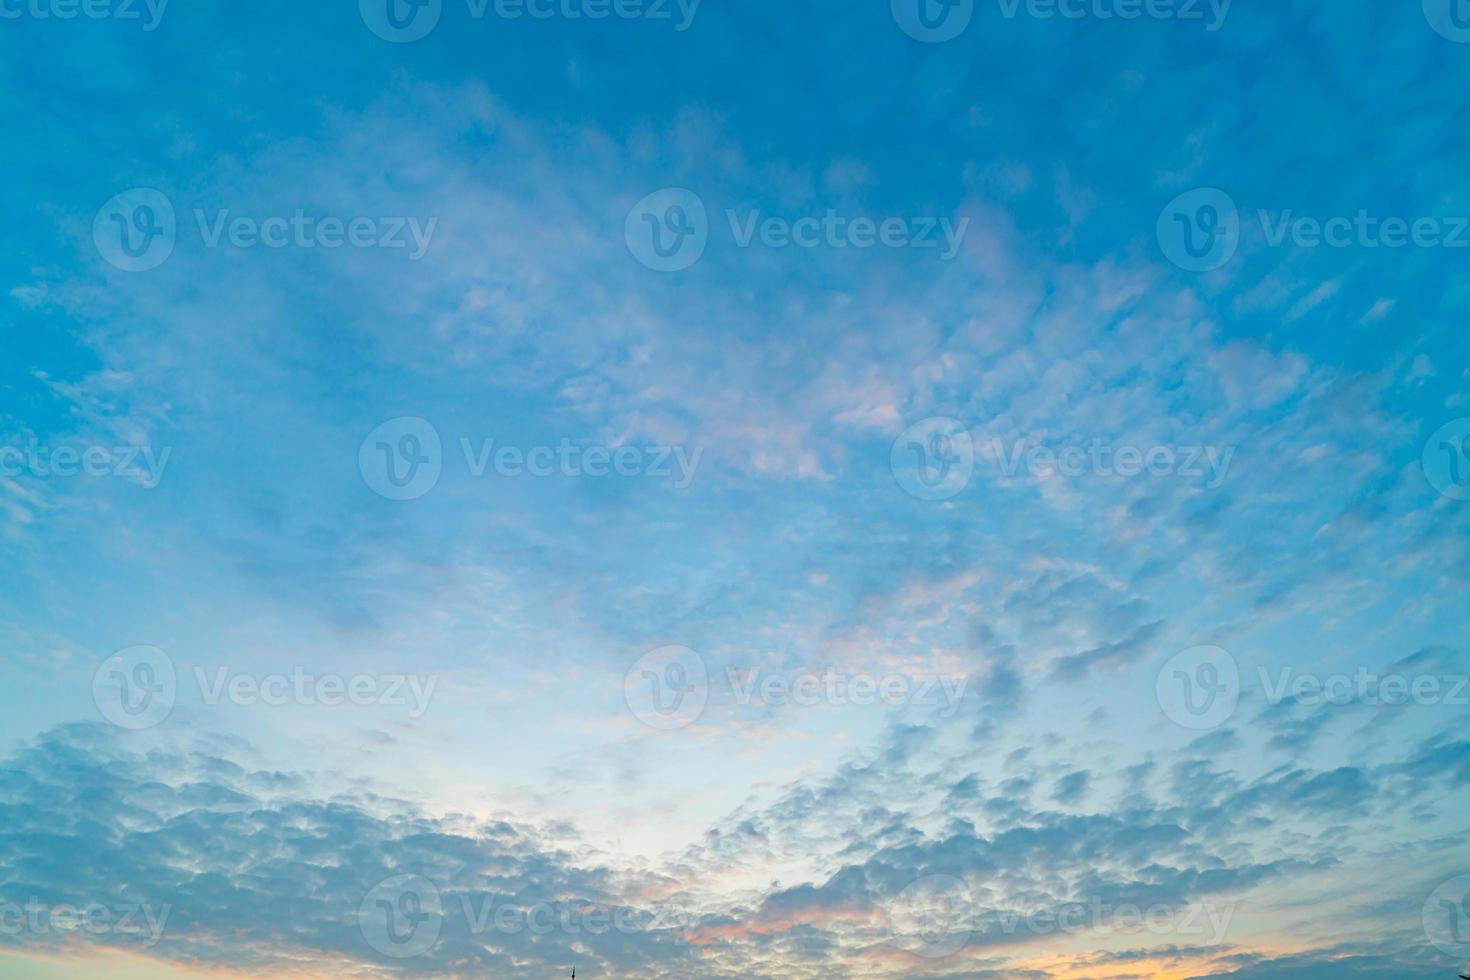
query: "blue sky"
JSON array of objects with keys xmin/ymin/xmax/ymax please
[{"xmin": 1, "ymin": 1, "xmax": 1469, "ymax": 978}]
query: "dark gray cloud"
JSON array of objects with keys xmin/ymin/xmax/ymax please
[
  {"xmin": 4, "ymin": 714, "xmax": 1468, "ymax": 979},
  {"xmin": 0, "ymin": 724, "xmax": 696, "ymax": 978}
]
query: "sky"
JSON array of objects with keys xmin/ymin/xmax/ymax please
[{"xmin": 1, "ymin": 0, "xmax": 1469, "ymax": 978}]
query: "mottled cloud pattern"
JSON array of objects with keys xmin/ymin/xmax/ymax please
[{"xmin": 1, "ymin": 0, "xmax": 1468, "ymax": 978}]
